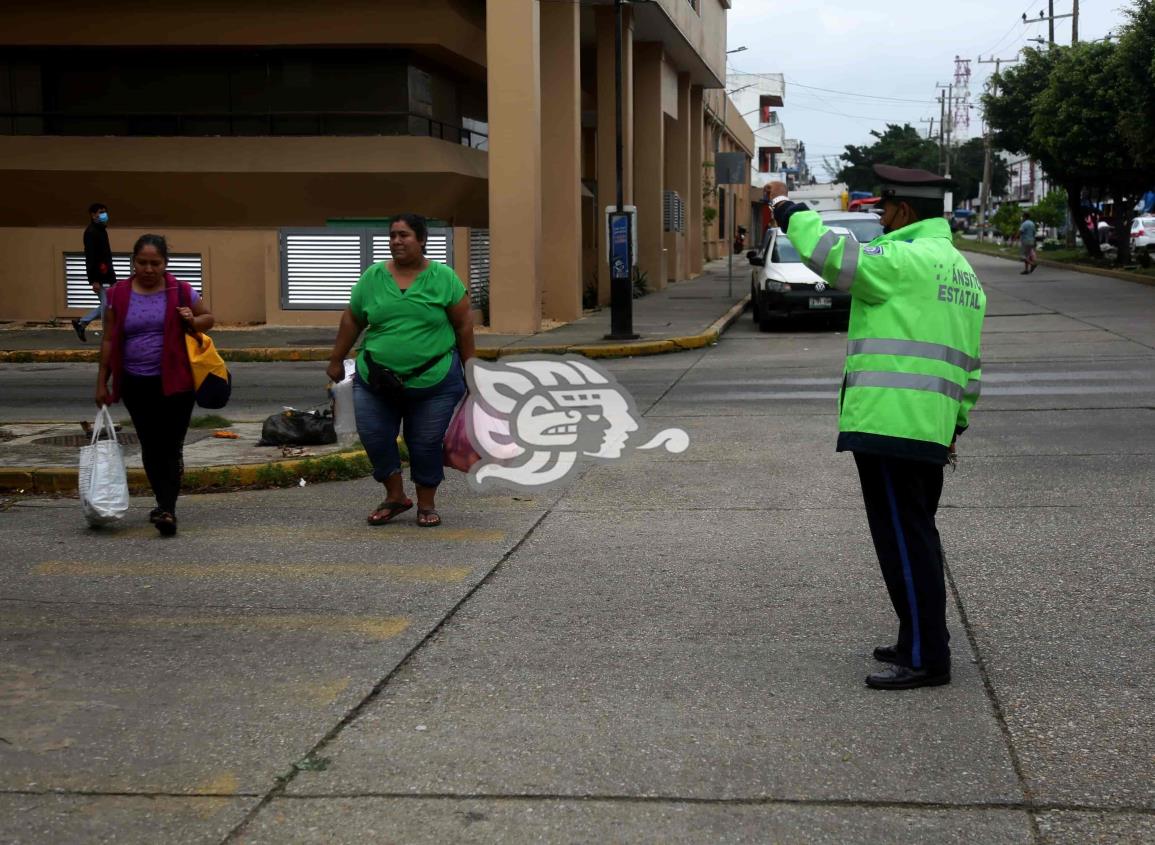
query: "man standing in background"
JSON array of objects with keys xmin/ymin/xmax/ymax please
[
  {"xmin": 72, "ymin": 203, "xmax": 116, "ymax": 342},
  {"xmin": 1019, "ymin": 210, "xmax": 1038, "ymax": 275}
]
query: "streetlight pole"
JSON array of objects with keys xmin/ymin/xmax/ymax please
[
  {"xmin": 606, "ymin": 0, "xmax": 637, "ymax": 340},
  {"xmin": 719, "ymin": 47, "xmax": 746, "ymax": 297}
]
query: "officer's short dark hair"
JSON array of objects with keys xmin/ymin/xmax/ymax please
[
  {"xmin": 88, "ymin": 202, "xmax": 107, "ymax": 215},
  {"xmin": 906, "ymin": 197, "xmax": 946, "ymax": 222}
]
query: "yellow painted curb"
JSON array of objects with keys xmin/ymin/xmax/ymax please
[
  {"xmin": 959, "ymin": 245, "xmax": 1155, "ymax": 288},
  {"xmin": 0, "ymin": 450, "xmax": 370, "ymax": 496},
  {"xmin": 1, "ymin": 298, "xmax": 751, "ymax": 365}
]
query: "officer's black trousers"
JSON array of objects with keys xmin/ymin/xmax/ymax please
[{"xmin": 853, "ymin": 452, "xmax": 950, "ymax": 671}]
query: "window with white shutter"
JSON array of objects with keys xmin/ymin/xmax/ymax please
[{"xmin": 64, "ymin": 253, "xmax": 203, "ymax": 309}]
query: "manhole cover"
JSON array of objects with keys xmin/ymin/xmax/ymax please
[{"xmin": 34, "ymin": 432, "xmax": 141, "ymax": 447}]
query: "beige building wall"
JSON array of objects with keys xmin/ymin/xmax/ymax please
[
  {"xmin": 0, "ymin": 0, "xmax": 735, "ymax": 329},
  {"xmin": 0, "ymin": 227, "xmax": 274, "ymax": 324}
]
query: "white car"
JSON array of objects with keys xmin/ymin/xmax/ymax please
[
  {"xmin": 1130, "ymin": 216, "xmax": 1155, "ymax": 252},
  {"xmin": 747, "ymin": 211, "xmax": 884, "ymax": 331}
]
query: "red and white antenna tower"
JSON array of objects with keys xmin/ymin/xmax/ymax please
[{"xmin": 953, "ymin": 55, "xmax": 972, "ymax": 133}]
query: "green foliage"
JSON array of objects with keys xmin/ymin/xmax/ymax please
[
  {"xmin": 835, "ymin": 124, "xmax": 939, "ymax": 192},
  {"xmin": 989, "ymin": 203, "xmax": 1023, "ymax": 240},
  {"xmin": 1116, "ymin": 0, "xmax": 1155, "ymax": 172},
  {"xmin": 1030, "ymin": 189, "xmax": 1068, "ymax": 229},
  {"xmin": 632, "ymin": 268, "xmax": 649, "ymax": 299},
  {"xmin": 832, "ymin": 125, "xmax": 1002, "ymax": 203},
  {"xmin": 188, "ymin": 414, "xmax": 232, "ymax": 429},
  {"xmin": 952, "ymin": 137, "xmax": 1010, "ymax": 202}
]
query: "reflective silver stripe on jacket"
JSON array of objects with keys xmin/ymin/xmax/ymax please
[
  {"xmin": 805, "ymin": 230, "xmax": 839, "ymax": 277},
  {"xmin": 835, "ymin": 240, "xmax": 859, "ymax": 291},
  {"xmin": 846, "ymin": 338, "xmax": 981, "ymax": 372},
  {"xmin": 963, "ymin": 379, "xmax": 982, "ymax": 399},
  {"xmin": 844, "ymin": 371, "xmax": 964, "ymax": 402}
]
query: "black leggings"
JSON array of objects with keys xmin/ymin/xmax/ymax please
[{"xmin": 120, "ymin": 374, "xmax": 195, "ymax": 514}]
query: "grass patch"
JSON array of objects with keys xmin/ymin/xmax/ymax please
[
  {"xmin": 189, "ymin": 414, "xmax": 233, "ymax": 429},
  {"xmin": 956, "ymin": 236, "xmax": 1155, "ymax": 279}
]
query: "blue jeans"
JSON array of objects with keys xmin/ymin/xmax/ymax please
[
  {"xmin": 80, "ymin": 284, "xmax": 107, "ymax": 326},
  {"xmin": 353, "ymin": 353, "xmax": 466, "ymax": 488}
]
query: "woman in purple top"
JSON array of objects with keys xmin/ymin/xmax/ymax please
[{"xmin": 95, "ymin": 235, "xmax": 214, "ymax": 536}]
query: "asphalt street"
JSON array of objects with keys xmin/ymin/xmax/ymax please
[{"xmin": 1, "ymin": 253, "xmax": 1152, "ymax": 843}]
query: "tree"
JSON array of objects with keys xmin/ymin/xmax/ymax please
[
  {"xmin": 989, "ymin": 203, "xmax": 1022, "ymax": 240},
  {"xmin": 832, "ymin": 124, "xmax": 1003, "ymax": 205},
  {"xmin": 1116, "ymin": 0, "xmax": 1155, "ymax": 175},
  {"xmin": 982, "ymin": 48, "xmax": 1103, "ymax": 257},
  {"xmin": 953, "ymin": 137, "xmax": 1010, "ymax": 203},
  {"xmin": 834, "ymin": 124, "xmax": 939, "ymax": 192},
  {"xmin": 1031, "ymin": 40, "xmax": 1152, "ymax": 263},
  {"xmin": 1030, "ymin": 189, "xmax": 1068, "ymax": 231}
]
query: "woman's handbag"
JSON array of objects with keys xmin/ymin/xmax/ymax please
[
  {"xmin": 185, "ymin": 331, "xmax": 232, "ymax": 409},
  {"xmin": 78, "ymin": 405, "xmax": 129, "ymax": 527},
  {"xmin": 443, "ymin": 397, "xmax": 481, "ymax": 473},
  {"xmin": 180, "ymin": 286, "xmax": 232, "ymax": 409}
]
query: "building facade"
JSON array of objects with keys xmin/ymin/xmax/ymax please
[{"xmin": 0, "ymin": 0, "xmax": 748, "ymax": 333}]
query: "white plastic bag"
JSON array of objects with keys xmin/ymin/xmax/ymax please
[
  {"xmin": 78, "ymin": 405, "xmax": 129, "ymax": 527},
  {"xmin": 330, "ymin": 358, "xmax": 358, "ymax": 444}
]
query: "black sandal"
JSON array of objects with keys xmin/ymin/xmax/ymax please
[
  {"xmin": 416, "ymin": 509, "xmax": 441, "ymax": 528},
  {"xmin": 368, "ymin": 498, "xmax": 413, "ymax": 526},
  {"xmin": 154, "ymin": 512, "xmax": 177, "ymax": 536}
]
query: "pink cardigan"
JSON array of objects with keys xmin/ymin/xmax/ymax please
[{"xmin": 105, "ymin": 273, "xmax": 195, "ymax": 402}]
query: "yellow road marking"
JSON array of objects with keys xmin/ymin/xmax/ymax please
[
  {"xmin": 119, "ymin": 614, "xmax": 410, "ymax": 640},
  {"xmin": 4, "ymin": 612, "xmax": 410, "ymax": 641},
  {"xmin": 34, "ymin": 561, "xmax": 472, "ymax": 583},
  {"xmin": 102, "ymin": 525, "xmax": 507, "ymax": 543}
]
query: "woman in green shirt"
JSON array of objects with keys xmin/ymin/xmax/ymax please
[{"xmin": 327, "ymin": 214, "xmax": 476, "ymax": 527}]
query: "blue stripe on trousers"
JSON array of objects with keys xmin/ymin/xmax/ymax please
[{"xmin": 881, "ymin": 464, "xmax": 922, "ymax": 669}]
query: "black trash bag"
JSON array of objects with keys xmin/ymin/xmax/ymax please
[{"xmin": 257, "ymin": 409, "xmax": 336, "ymax": 446}]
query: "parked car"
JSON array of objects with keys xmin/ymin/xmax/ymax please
[
  {"xmin": 747, "ymin": 212, "xmax": 884, "ymax": 331},
  {"xmin": 1130, "ymin": 216, "xmax": 1155, "ymax": 252}
]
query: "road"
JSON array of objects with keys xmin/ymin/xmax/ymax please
[{"xmin": 1, "ymin": 253, "xmax": 1153, "ymax": 844}]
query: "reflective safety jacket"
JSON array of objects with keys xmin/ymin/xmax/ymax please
[{"xmin": 776, "ymin": 205, "xmax": 986, "ymax": 464}]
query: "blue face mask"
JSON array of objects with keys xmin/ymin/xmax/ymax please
[{"xmin": 97, "ymin": 212, "xmax": 109, "ymax": 224}]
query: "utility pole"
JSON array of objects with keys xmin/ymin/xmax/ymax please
[
  {"xmin": 920, "ymin": 116, "xmax": 935, "ymax": 141},
  {"xmin": 1023, "ymin": 6, "xmax": 1074, "ymax": 47},
  {"xmin": 936, "ymin": 83, "xmax": 953, "ymax": 179},
  {"xmin": 977, "ymin": 56, "xmax": 1019, "ymax": 241},
  {"xmin": 936, "ymin": 90, "xmax": 946, "ymax": 174},
  {"xmin": 1072, "ymin": 0, "xmax": 1079, "ymax": 43},
  {"xmin": 1049, "ymin": 1, "xmax": 1055, "ymax": 45}
]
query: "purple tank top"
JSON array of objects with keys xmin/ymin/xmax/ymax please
[{"xmin": 122, "ymin": 288, "xmax": 199, "ymax": 377}]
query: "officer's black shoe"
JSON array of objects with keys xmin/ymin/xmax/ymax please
[
  {"xmin": 872, "ymin": 644, "xmax": 905, "ymax": 664},
  {"xmin": 866, "ymin": 664, "xmax": 950, "ymax": 690}
]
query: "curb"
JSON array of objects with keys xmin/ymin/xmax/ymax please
[
  {"xmin": 959, "ymin": 245, "xmax": 1155, "ymax": 288},
  {"xmin": 0, "ymin": 298, "xmax": 751, "ymax": 364},
  {"xmin": 0, "ymin": 449, "xmax": 371, "ymax": 496}
]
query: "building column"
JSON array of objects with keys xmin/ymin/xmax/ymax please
[
  {"xmin": 632, "ymin": 43, "xmax": 665, "ymax": 293},
  {"xmin": 540, "ymin": 0, "xmax": 582, "ymax": 323},
  {"xmin": 486, "ymin": 0, "xmax": 542, "ymax": 333},
  {"xmin": 595, "ymin": 5, "xmax": 633, "ymax": 306},
  {"xmin": 688, "ymin": 85, "xmax": 705, "ymax": 276},
  {"xmin": 664, "ymin": 72, "xmax": 692, "ymax": 286}
]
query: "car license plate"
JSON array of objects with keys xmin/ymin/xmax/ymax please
[{"xmin": 809, "ymin": 296, "xmax": 832, "ymax": 309}]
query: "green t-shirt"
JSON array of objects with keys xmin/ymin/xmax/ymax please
[{"xmin": 349, "ymin": 260, "xmax": 467, "ymax": 390}]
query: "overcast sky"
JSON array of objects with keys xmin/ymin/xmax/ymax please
[{"xmin": 726, "ymin": 0, "xmax": 1130, "ymax": 178}]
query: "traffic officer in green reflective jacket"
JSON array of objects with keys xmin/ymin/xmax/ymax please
[{"xmin": 767, "ymin": 164, "xmax": 987, "ymax": 690}]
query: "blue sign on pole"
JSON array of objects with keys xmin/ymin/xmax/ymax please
[{"xmin": 609, "ymin": 212, "xmax": 632, "ymax": 282}]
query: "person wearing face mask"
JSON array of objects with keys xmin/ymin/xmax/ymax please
[
  {"xmin": 73, "ymin": 203, "xmax": 117, "ymax": 342},
  {"xmin": 767, "ymin": 164, "xmax": 987, "ymax": 691}
]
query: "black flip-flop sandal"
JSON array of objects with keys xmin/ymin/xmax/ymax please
[
  {"xmin": 416, "ymin": 509, "xmax": 441, "ymax": 528},
  {"xmin": 368, "ymin": 498, "xmax": 413, "ymax": 526}
]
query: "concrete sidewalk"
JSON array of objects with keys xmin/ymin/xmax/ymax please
[{"xmin": 0, "ymin": 259, "xmax": 750, "ymax": 362}]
